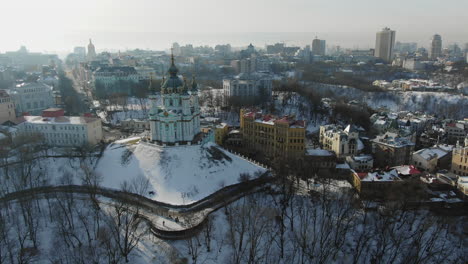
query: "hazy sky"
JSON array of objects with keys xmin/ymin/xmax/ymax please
[{"xmin": 1, "ymin": 0, "xmax": 467, "ymax": 54}]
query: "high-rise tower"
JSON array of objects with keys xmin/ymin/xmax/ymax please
[
  {"xmin": 312, "ymin": 37, "xmax": 326, "ymax": 56},
  {"xmin": 87, "ymin": 39, "xmax": 97, "ymax": 61},
  {"xmin": 429, "ymin": 34, "xmax": 442, "ymax": 60},
  {"xmin": 374, "ymin": 27, "xmax": 396, "ymax": 62}
]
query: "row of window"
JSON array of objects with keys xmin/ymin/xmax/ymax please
[
  {"xmin": 47, "ymin": 139, "xmax": 86, "ymax": 145},
  {"xmin": 44, "ymin": 133, "xmax": 86, "ymax": 139},
  {"xmin": 19, "ymin": 88, "xmax": 48, "ymax": 94},
  {"xmin": 25, "ymin": 124, "xmax": 85, "ymax": 131}
]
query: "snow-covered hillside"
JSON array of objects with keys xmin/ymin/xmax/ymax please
[{"xmin": 94, "ymin": 140, "xmax": 267, "ymax": 204}]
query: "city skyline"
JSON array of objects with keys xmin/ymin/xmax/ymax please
[{"xmin": 1, "ymin": 0, "xmax": 468, "ymax": 53}]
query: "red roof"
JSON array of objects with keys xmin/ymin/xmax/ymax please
[
  {"xmin": 357, "ymin": 172, "xmax": 368, "ymax": 179},
  {"xmin": 408, "ymin": 165, "xmax": 422, "ymax": 175},
  {"xmin": 262, "ymin": 115, "xmax": 274, "ymax": 122}
]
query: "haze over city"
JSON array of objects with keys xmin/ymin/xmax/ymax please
[
  {"xmin": 1, "ymin": 1, "xmax": 467, "ymax": 263},
  {"xmin": 1, "ymin": 0, "xmax": 468, "ymax": 53}
]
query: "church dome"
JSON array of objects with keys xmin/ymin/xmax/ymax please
[{"xmin": 161, "ymin": 52, "xmax": 184, "ymax": 90}]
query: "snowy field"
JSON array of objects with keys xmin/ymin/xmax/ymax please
[{"xmin": 94, "ymin": 140, "xmax": 267, "ymax": 204}]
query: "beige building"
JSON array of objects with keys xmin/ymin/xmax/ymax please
[
  {"xmin": 241, "ymin": 109, "xmax": 306, "ymax": 159},
  {"xmin": 319, "ymin": 124, "xmax": 359, "ymax": 157},
  {"xmin": 18, "ymin": 108, "xmax": 103, "ymax": 146},
  {"xmin": 0, "ymin": 90, "xmax": 15, "ymax": 124},
  {"xmin": 375, "ymin": 27, "xmax": 396, "ymax": 62},
  {"xmin": 412, "ymin": 146, "xmax": 451, "ymax": 172}
]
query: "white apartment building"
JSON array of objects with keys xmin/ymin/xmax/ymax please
[
  {"xmin": 0, "ymin": 89, "xmax": 16, "ymax": 124},
  {"xmin": 223, "ymin": 72, "xmax": 273, "ymax": 101},
  {"xmin": 8, "ymin": 82, "xmax": 54, "ymax": 115},
  {"xmin": 18, "ymin": 109, "xmax": 103, "ymax": 147},
  {"xmin": 375, "ymin": 27, "xmax": 396, "ymax": 62}
]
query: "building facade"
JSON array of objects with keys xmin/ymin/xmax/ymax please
[
  {"xmin": 240, "ymin": 109, "xmax": 305, "ymax": 159},
  {"xmin": 0, "ymin": 89, "xmax": 16, "ymax": 124},
  {"xmin": 18, "ymin": 108, "xmax": 103, "ymax": 146},
  {"xmin": 375, "ymin": 27, "xmax": 396, "ymax": 62},
  {"xmin": 148, "ymin": 56, "xmax": 200, "ymax": 145},
  {"xmin": 346, "ymin": 155, "xmax": 374, "ymax": 171},
  {"xmin": 8, "ymin": 82, "xmax": 54, "ymax": 115},
  {"xmin": 372, "ymin": 132, "xmax": 415, "ymax": 167},
  {"xmin": 319, "ymin": 124, "xmax": 359, "ymax": 157},
  {"xmin": 445, "ymin": 121, "xmax": 467, "ymax": 144}
]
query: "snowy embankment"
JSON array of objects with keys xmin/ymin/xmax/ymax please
[
  {"xmin": 95, "ymin": 140, "xmax": 267, "ymax": 205},
  {"xmin": 308, "ymin": 83, "xmax": 468, "ymax": 118}
]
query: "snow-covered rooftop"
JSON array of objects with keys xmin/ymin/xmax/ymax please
[
  {"xmin": 413, "ymin": 147, "xmax": 449, "ymax": 161},
  {"xmin": 22, "ymin": 115, "xmax": 100, "ymax": 125},
  {"xmin": 361, "ymin": 169, "xmax": 401, "ymax": 182},
  {"xmin": 306, "ymin": 148, "xmax": 334, "ymax": 156}
]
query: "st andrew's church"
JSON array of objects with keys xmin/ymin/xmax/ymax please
[{"xmin": 148, "ymin": 54, "xmax": 201, "ymax": 145}]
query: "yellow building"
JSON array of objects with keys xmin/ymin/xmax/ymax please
[
  {"xmin": 240, "ymin": 109, "xmax": 305, "ymax": 159},
  {"xmin": 215, "ymin": 123, "xmax": 228, "ymax": 145},
  {"xmin": 451, "ymin": 145, "xmax": 468, "ymax": 176}
]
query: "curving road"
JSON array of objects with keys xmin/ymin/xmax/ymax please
[{"xmin": 0, "ymin": 175, "xmax": 275, "ymax": 240}]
